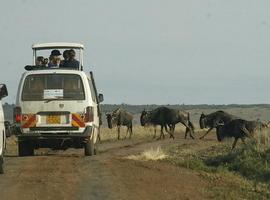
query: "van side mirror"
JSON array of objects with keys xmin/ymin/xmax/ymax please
[
  {"xmin": 0, "ymin": 84, "xmax": 8, "ymax": 99},
  {"xmin": 98, "ymin": 93, "xmax": 104, "ymax": 103}
]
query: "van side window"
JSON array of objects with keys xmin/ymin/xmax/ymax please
[{"xmin": 88, "ymin": 79, "xmax": 97, "ymax": 103}]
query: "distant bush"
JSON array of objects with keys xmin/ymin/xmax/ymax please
[{"xmin": 101, "ymin": 103, "xmax": 270, "ymax": 114}]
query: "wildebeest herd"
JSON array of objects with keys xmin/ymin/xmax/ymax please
[{"xmin": 106, "ymin": 107, "xmax": 269, "ymax": 149}]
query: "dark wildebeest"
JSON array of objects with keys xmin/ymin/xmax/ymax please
[
  {"xmin": 140, "ymin": 107, "xmax": 195, "ymax": 139},
  {"xmin": 106, "ymin": 108, "xmax": 133, "ymax": 140},
  {"xmin": 216, "ymin": 119, "xmax": 265, "ymax": 149},
  {"xmin": 199, "ymin": 110, "xmax": 238, "ymax": 139}
]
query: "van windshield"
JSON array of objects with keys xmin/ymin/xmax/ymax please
[{"xmin": 22, "ymin": 74, "xmax": 85, "ymax": 101}]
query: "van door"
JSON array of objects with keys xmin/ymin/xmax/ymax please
[
  {"xmin": 90, "ymin": 71, "xmax": 102, "ymax": 125},
  {"xmin": 0, "ymin": 101, "xmax": 4, "ymax": 157}
]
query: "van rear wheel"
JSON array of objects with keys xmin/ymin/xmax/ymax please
[
  {"xmin": 84, "ymin": 137, "xmax": 95, "ymax": 156},
  {"xmin": 18, "ymin": 140, "xmax": 34, "ymax": 157}
]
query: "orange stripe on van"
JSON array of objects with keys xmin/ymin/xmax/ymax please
[
  {"xmin": 72, "ymin": 114, "xmax": 85, "ymax": 127},
  {"xmin": 22, "ymin": 114, "xmax": 37, "ymax": 128}
]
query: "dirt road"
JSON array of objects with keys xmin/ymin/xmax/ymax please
[{"xmin": 0, "ymin": 135, "xmax": 216, "ymax": 200}]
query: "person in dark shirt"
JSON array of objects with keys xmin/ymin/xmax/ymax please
[
  {"xmin": 61, "ymin": 49, "xmax": 80, "ymax": 70},
  {"xmin": 60, "ymin": 50, "xmax": 70, "ymax": 68}
]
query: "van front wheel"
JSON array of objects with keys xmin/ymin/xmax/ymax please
[
  {"xmin": 18, "ymin": 140, "xmax": 34, "ymax": 157},
  {"xmin": 84, "ymin": 137, "xmax": 95, "ymax": 156}
]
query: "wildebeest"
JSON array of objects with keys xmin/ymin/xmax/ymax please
[
  {"xmin": 106, "ymin": 108, "xmax": 133, "ymax": 140},
  {"xmin": 216, "ymin": 119, "xmax": 264, "ymax": 149},
  {"xmin": 199, "ymin": 110, "xmax": 238, "ymax": 139},
  {"xmin": 140, "ymin": 106, "xmax": 195, "ymax": 139}
]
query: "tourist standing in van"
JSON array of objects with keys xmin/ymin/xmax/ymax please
[
  {"xmin": 36, "ymin": 56, "xmax": 45, "ymax": 66},
  {"xmin": 48, "ymin": 49, "xmax": 61, "ymax": 68},
  {"xmin": 60, "ymin": 50, "xmax": 69, "ymax": 68},
  {"xmin": 61, "ymin": 49, "xmax": 80, "ymax": 70}
]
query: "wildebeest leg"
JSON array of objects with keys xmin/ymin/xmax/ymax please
[
  {"xmin": 232, "ymin": 138, "xmax": 239, "ymax": 149},
  {"xmin": 158, "ymin": 125, "xmax": 165, "ymax": 140},
  {"xmin": 240, "ymin": 126, "xmax": 252, "ymax": 138},
  {"xmin": 186, "ymin": 128, "xmax": 195, "ymax": 139},
  {"xmin": 199, "ymin": 128, "xmax": 213, "ymax": 139},
  {"xmin": 240, "ymin": 137, "xmax": 246, "ymax": 144},
  {"xmin": 117, "ymin": 126, "xmax": 121, "ymax": 140},
  {"xmin": 153, "ymin": 125, "xmax": 157, "ymax": 138},
  {"xmin": 125, "ymin": 127, "xmax": 129, "ymax": 139},
  {"xmin": 162, "ymin": 125, "xmax": 165, "ymax": 139},
  {"xmin": 185, "ymin": 127, "xmax": 189, "ymax": 139},
  {"xmin": 181, "ymin": 122, "xmax": 194, "ymax": 139},
  {"xmin": 165, "ymin": 124, "xmax": 175, "ymax": 139},
  {"xmin": 129, "ymin": 124, "xmax": 133, "ymax": 139},
  {"xmin": 169, "ymin": 124, "xmax": 175, "ymax": 133},
  {"xmin": 169, "ymin": 124, "xmax": 175, "ymax": 138},
  {"xmin": 189, "ymin": 127, "xmax": 195, "ymax": 139}
]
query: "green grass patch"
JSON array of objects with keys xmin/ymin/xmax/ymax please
[
  {"xmin": 166, "ymin": 132, "xmax": 270, "ymax": 199},
  {"xmin": 205, "ymin": 140, "xmax": 270, "ymax": 183}
]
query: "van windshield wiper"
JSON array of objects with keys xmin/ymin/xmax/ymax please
[{"xmin": 44, "ymin": 97, "xmax": 63, "ymax": 103}]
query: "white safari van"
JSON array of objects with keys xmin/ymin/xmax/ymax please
[
  {"xmin": 0, "ymin": 84, "xmax": 8, "ymax": 174},
  {"xmin": 14, "ymin": 43, "xmax": 103, "ymax": 156}
]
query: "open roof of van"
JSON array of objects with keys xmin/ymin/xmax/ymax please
[{"xmin": 32, "ymin": 43, "xmax": 84, "ymax": 50}]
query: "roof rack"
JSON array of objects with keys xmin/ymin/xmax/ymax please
[
  {"xmin": 24, "ymin": 65, "xmax": 81, "ymax": 71},
  {"xmin": 32, "ymin": 43, "xmax": 84, "ymax": 50},
  {"xmin": 32, "ymin": 42, "xmax": 84, "ymax": 71}
]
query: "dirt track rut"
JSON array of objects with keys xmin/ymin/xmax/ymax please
[{"xmin": 0, "ymin": 136, "xmax": 214, "ymax": 200}]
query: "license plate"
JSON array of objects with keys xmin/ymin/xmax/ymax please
[{"xmin": 46, "ymin": 115, "xmax": 60, "ymax": 124}]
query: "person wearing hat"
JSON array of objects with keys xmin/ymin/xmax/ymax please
[{"xmin": 48, "ymin": 49, "xmax": 61, "ymax": 68}]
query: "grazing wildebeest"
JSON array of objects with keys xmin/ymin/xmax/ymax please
[
  {"xmin": 140, "ymin": 107, "xmax": 195, "ymax": 139},
  {"xmin": 106, "ymin": 108, "xmax": 133, "ymax": 140},
  {"xmin": 199, "ymin": 110, "xmax": 238, "ymax": 139},
  {"xmin": 216, "ymin": 119, "xmax": 264, "ymax": 149}
]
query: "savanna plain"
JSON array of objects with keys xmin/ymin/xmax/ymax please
[{"xmin": 0, "ymin": 105, "xmax": 270, "ymax": 200}]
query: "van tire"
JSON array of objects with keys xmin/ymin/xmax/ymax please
[
  {"xmin": 18, "ymin": 141, "xmax": 34, "ymax": 157},
  {"xmin": 84, "ymin": 138, "xmax": 94, "ymax": 156},
  {"xmin": 0, "ymin": 156, "xmax": 3, "ymax": 174}
]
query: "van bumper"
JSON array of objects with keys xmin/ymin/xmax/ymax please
[
  {"xmin": 17, "ymin": 126, "xmax": 92, "ymax": 138},
  {"xmin": 16, "ymin": 126, "xmax": 94, "ymax": 150}
]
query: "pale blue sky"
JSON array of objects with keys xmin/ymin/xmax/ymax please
[{"xmin": 0, "ymin": 0, "xmax": 269, "ymax": 104}]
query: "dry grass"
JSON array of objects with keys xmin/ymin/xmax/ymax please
[
  {"xmin": 254, "ymin": 128, "xmax": 270, "ymax": 146},
  {"xmin": 100, "ymin": 125, "xmax": 155, "ymax": 141},
  {"xmin": 126, "ymin": 146, "xmax": 168, "ymax": 161},
  {"xmin": 99, "ymin": 125, "xmax": 187, "ymax": 141}
]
